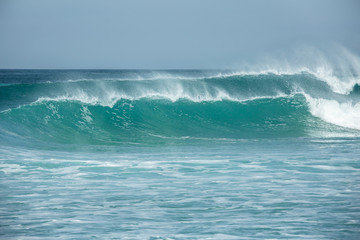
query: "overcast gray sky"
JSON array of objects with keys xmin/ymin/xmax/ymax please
[{"xmin": 0, "ymin": 0, "xmax": 359, "ymax": 69}]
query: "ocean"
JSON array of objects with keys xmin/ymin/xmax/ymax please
[{"xmin": 1, "ymin": 69, "xmax": 360, "ymax": 239}]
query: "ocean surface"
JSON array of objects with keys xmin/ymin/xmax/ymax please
[{"xmin": 1, "ymin": 69, "xmax": 360, "ymax": 239}]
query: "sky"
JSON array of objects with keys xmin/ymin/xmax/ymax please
[{"xmin": 0, "ymin": 0, "xmax": 359, "ymax": 69}]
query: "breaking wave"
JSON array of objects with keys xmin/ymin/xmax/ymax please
[{"xmin": 0, "ymin": 69, "xmax": 359, "ymax": 146}]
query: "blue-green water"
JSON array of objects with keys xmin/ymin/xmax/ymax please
[{"xmin": 1, "ymin": 70, "xmax": 360, "ymax": 239}]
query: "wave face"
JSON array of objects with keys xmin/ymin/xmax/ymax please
[{"xmin": 0, "ymin": 70, "xmax": 359, "ymax": 146}]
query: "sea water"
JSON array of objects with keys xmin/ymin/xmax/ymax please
[{"xmin": 1, "ymin": 69, "xmax": 360, "ymax": 239}]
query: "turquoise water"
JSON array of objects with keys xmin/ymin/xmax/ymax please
[{"xmin": 1, "ymin": 70, "xmax": 360, "ymax": 239}]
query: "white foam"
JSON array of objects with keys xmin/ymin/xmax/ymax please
[
  {"xmin": 1, "ymin": 164, "xmax": 26, "ymax": 174},
  {"xmin": 36, "ymin": 88, "xmax": 124, "ymax": 108},
  {"xmin": 34, "ymin": 86, "xmax": 289, "ymax": 108},
  {"xmin": 305, "ymin": 94, "xmax": 360, "ymax": 130},
  {"xmin": 36, "ymin": 73, "xmax": 299, "ymax": 107}
]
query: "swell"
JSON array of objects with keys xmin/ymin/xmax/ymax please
[{"xmin": 0, "ymin": 71, "xmax": 359, "ymax": 146}]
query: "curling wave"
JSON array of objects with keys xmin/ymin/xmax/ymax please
[{"xmin": 0, "ymin": 70, "xmax": 359, "ymax": 146}]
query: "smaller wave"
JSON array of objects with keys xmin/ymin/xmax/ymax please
[
  {"xmin": 55, "ymin": 69, "xmax": 359, "ymax": 95},
  {"xmin": 221, "ymin": 68, "xmax": 360, "ymax": 95},
  {"xmin": 239, "ymin": 46, "xmax": 360, "ymax": 95}
]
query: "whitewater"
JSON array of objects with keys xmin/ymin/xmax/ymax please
[{"xmin": 1, "ymin": 67, "xmax": 360, "ymax": 239}]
